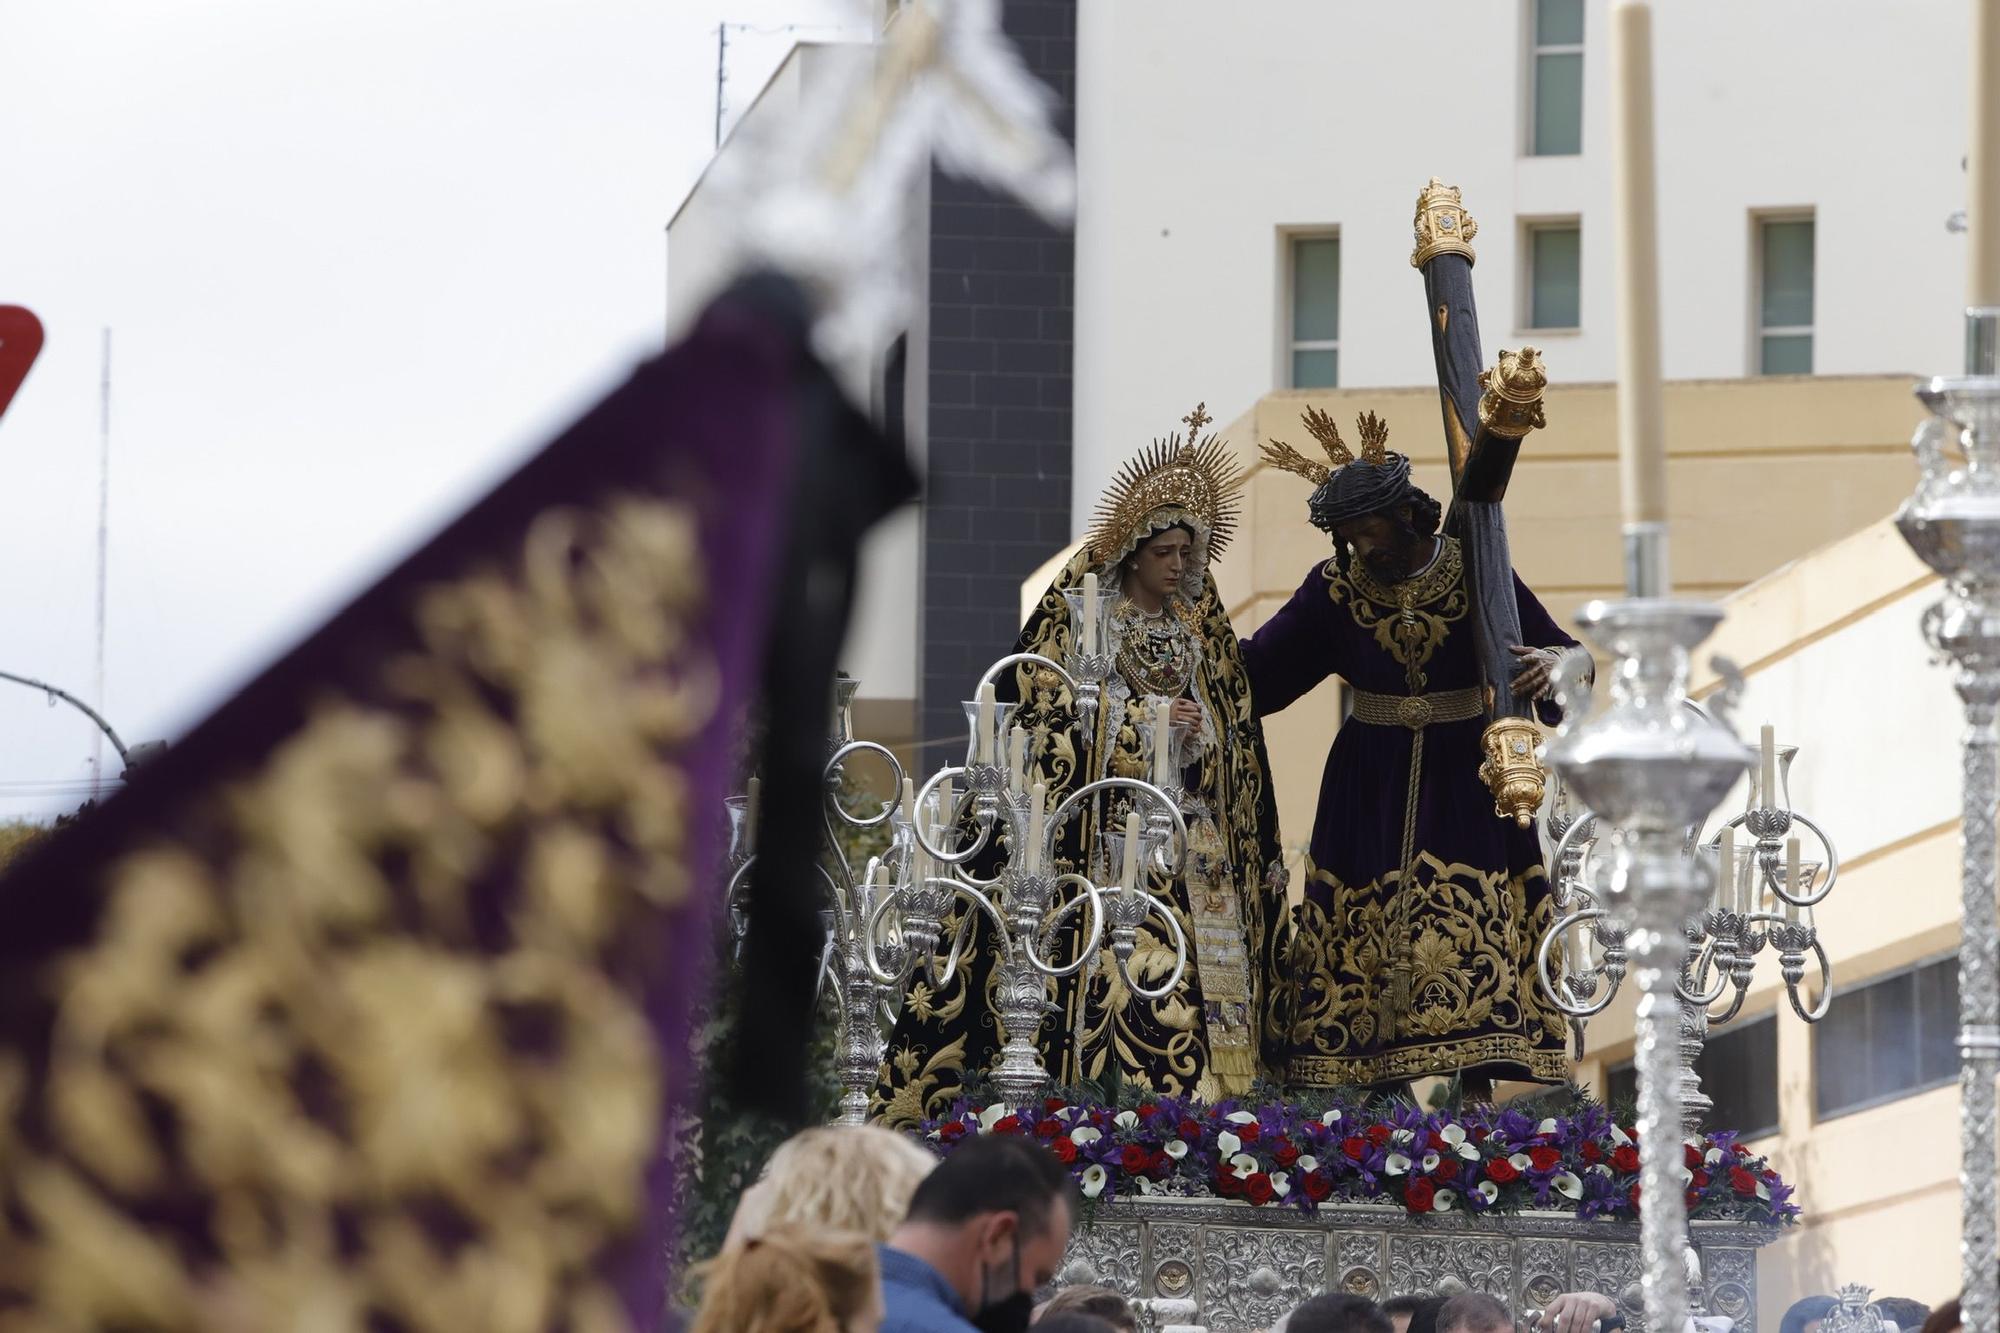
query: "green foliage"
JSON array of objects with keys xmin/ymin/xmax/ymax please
[{"xmin": 0, "ymin": 820, "xmax": 49, "ymax": 875}]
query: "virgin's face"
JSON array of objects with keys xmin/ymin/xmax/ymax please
[{"xmin": 1128, "ymin": 527, "xmax": 1194, "ymax": 603}]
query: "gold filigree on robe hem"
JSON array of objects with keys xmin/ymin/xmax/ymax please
[
  {"xmin": 1282, "ymin": 852, "xmax": 1569, "ymax": 1088},
  {"xmin": 0, "ymin": 496, "xmax": 709, "ymax": 1333}
]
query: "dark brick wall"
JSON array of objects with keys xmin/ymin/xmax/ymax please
[{"xmin": 918, "ymin": 0, "xmax": 1077, "ymax": 756}]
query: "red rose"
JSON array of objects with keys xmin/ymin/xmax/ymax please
[
  {"xmin": 1624, "ymin": 1126, "xmax": 1640, "ymax": 1143},
  {"xmin": 1528, "ymin": 1145, "xmax": 1563, "ymax": 1173},
  {"xmin": 1215, "ymin": 1163, "xmax": 1243, "ymax": 1197},
  {"xmin": 1121, "ymin": 1144, "xmax": 1152, "ymax": 1174},
  {"xmin": 1303, "ymin": 1170, "xmax": 1333, "ymax": 1202},
  {"xmin": 1428, "ymin": 1130, "xmax": 1451, "ymax": 1150},
  {"xmin": 1729, "ymin": 1167, "xmax": 1758, "ymax": 1197},
  {"xmin": 1139, "ymin": 1103, "xmax": 1159, "ymax": 1118},
  {"xmin": 1434, "ymin": 1159, "xmax": 1460, "ymax": 1182},
  {"xmin": 1179, "ymin": 1118, "xmax": 1202, "ymax": 1140},
  {"xmin": 1473, "ymin": 1127, "xmax": 1490, "ymax": 1142},
  {"xmin": 1612, "ymin": 1145, "xmax": 1641, "ymax": 1174},
  {"xmin": 939, "ymin": 1122, "xmax": 967, "ymax": 1142},
  {"xmin": 1686, "ymin": 1189, "xmax": 1702, "ymax": 1209},
  {"xmin": 1052, "ymin": 1138, "xmax": 1077, "ymax": 1164},
  {"xmin": 1580, "ymin": 1141, "xmax": 1604, "ymax": 1164},
  {"xmin": 1692, "ymin": 1169, "xmax": 1711, "ymax": 1189},
  {"xmin": 992, "ymin": 1115, "xmax": 1021, "ymax": 1135},
  {"xmin": 1342, "ymin": 1136, "xmax": 1368, "ymax": 1162},
  {"xmin": 1627, "ymin": 1183, "xmax": 1641, "ymax": 1209},
  {"xmin": 1036, "ymin": 1118, "xmax": 1063, "ymax": 1139},
  {"xmin": 1484, "ymin": 1157, "xmax": 1520, "ymax": 1184},
  {"xmin": 1245, "ymin": 1173, "xmax": 1276, "ymax": 1206},
  {"xmin": 1237, "ymin": 1122, "xmax": 1261, "ymax": 1144},
  {"xmin": 1365, "ymin": 1124, "xmax": 1393, "ymax": 1148},
  {"xmin": 1404, "ymin": 1177, "xmax": 1436, "ymax": 1213},
  {"xmin": 1150, "ymin": 1150, "xmax": 1172, "ymax": 1175},
  {"xmin": 1044, "ymin": 1097, "xmax": 1066, "ymax": 1114},
  {"xmin": 1273, "ymin": 1140, "xmax": 1301, "ymax": 1169}
]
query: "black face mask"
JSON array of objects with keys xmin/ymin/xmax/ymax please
[{"xmin": 971, "ymin": 1234, "xmax": 1034, "ymax": 1333}]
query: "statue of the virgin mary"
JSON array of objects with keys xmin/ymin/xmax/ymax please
[{"xmin": 876, "ymin": 406, "xmax": 1288, "ymax": 1122}]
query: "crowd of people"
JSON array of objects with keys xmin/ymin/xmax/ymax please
[{"xmin": 686, "ymin": 1125, "xmax": 1950, "ymax": 1333}]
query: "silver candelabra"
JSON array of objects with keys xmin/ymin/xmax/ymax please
[
  {"xmin": 884, "ymin": 642, "xmax": 1191, "ymax": 1105},
  {"xmin": 1896, "ymin": 303, "xmax": 2000, "ymax": 1333},
  {"xmin": 1539, "ymin": 722, "xmax": 1838, "ymax": 1136},
  {"xmin": 725, "ymin": 675, "xmax": 909, "ymax": 1125},
  {"xmin": 1541, "ymin": 600, "xmax": 1752, "ymax": 1333}
]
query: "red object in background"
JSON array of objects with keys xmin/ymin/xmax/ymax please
[{"xmin": 0, "ymin": 306, "xmax": 45, "ymax": 424}]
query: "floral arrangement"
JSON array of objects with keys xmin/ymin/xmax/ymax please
[{"xmin": 916, "ymin": 1094, "xmax": 1798, "ymax": 1225}]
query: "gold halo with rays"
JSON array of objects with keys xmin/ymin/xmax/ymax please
[{"xmin": 1085, "ymin": 402, "xmax": 1244, "ymax": 567}]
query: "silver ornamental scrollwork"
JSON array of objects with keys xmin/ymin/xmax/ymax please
[
  {"xmin": 1335, "ymin": 1231, "xmax": 1385, "ymax": 1298},
  {"xmin": 1198, "ymin": 1228, "xmax": 1324, "ymax": 1332},
  {"xmin": 1388, "ymin": 1235, "xmax": 1513, "ymax": 1301},
  {"xmin": 1059, "ymin": 1223, "xmax": 1143, "ymax": 1298},
  {"xmin": 1702, "ymin": 1247, "xmax": 1758, "ymax": 1332},
  {"xmin": 1519, "ymin": 1238, "xmax": 1573, "ymax": 1314},
  {"xmin": 1576, "ymin": 1241, "xmax": 1648, "ymax": 1333}
]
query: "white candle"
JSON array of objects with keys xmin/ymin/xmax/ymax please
[
  {"xmin": 1081, "ymin": 571, "xmax": 1099, "ymax": 655},
  {"xmin": 1610, "ymin": 0, "xmax": 1668, "ymax": 535},
  {"xmin": 1785, "ymin": 836, "xmax": 1802, "ymax": 923},
  {"xmin": 976, "ymin": 683, "xmax": 996, "ymax": 763},
  {"xmin": 746, "ymin": 776, "xmax": 761, "ymax": 854},
  {"xmin": 901, "ymin": 777, "xmax": 915, "ymax": 830},
  {"xmin": 1028, "ymin": 781, "xmax": 1047, "ymax": 875},
  {"xmin": 1009, "ymin": 725, "xmax": 1028, "ymax": 794},
  {"xmin": 1120, "ymin": 810, "xmax": 1141, "ymax": 890},
  {"xmin": 1716, "ymin": 826, "xmax": 1736, "ymax": 913},
  {"xmin": 1566, "ymin": 918, "xmax": 1586, "ymax": 970},
  {"xmin": 1971, "ymin": 0, "xmax": 2000, "ymax": 306},
  {"xmin": 1758, "ymin": 724, "xmax": 1776, "ymax": 810},
  {"xmin": 1153, "ymin": 698, "xmax": 1174, "ymax": 786},
  {"xmin": 938, "ymin": 774, "xmax": 955, "ymax": 853}
]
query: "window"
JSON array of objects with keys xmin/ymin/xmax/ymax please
[
  {"xmin": 1288, "ymin": 234, "xmax": 1340, "ymax": 388},
  {"xmin": 1606, "ymin": 1014, "xmax": 1779, "ymax": 1141},
  {"xmin": 1525, "ymin": 221, "xmax": 1582, "ymax": 330},
  {"xmin": 1756, "ymin": 215, "xmax": 1815, "ymax": 374},
  {"xmin": 1530, "ymin": 0, "xmax": 1584, "ymax": 156},
  {"xmin": 1814, "ymin": 953, "xmax": 1959, "ymax": 1120}
]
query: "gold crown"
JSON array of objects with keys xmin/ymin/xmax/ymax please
[
  {"xmin": 1409, "ymin": 177, "xmax": 1479, "ymax": 269},
  {"xmin": 1259, "ymin": 408, "xmax": 1392, "ymax": 485},
  {"xmin": 1086, "ymin": 402, "xmax": 1244, "ymax": 565}
]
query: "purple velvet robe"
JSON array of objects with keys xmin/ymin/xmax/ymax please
[{"xmin": 1242, "ymin": 538, "xmax": 1576, "ymax": 1088}]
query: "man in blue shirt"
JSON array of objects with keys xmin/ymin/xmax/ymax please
[{"xmin": 878, "ymin": 1134, "xmax": 1077, "ymax": 1333}]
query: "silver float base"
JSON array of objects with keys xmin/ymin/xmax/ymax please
[{"xmin": 1053, "ymin": 1199, "xmax": 1779, "ymax": 1333}]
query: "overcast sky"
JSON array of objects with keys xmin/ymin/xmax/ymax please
[{"xmin": 0, "ymin": 0, "xmax": 859, "ymax": 818}]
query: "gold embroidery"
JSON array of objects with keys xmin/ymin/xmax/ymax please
[
  {"xmin": 1283, "ymin": 852, "xmax": 1568, "ymax": 1087},
  {"xmin": 2, "ymin": 497, "xmax": 710, "ymax": 1331},
  {"xmin": 1322, "ymin": 537, "xmax": 1467, "ymax": 694}
]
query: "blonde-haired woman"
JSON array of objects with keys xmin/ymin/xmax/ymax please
[
  {"xmin": 724, "ymin": 1123, "xmax": 936, "ymax": 1248},
  {"xmin": 692, "ymin": 1223, "xmax": 881, "ymax": 1333}
]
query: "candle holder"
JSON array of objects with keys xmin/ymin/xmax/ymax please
[
  {"xmin": 1541, "ymin": 599, "xmax": 1751, "ymax": 1333},
  {"xmin": 1063, "ymin": 586, "xmax": 1125, "ymax": 735},
  {"xmin": 1895, "ymin": 329, "xmax": 2000, "ymax": 1333}
]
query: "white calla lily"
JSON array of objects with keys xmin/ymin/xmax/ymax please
[
  {"xmin": 1475, "ymin": 1180, "xmax": 1500, "ymax": 1203},
  {"xmin": 1439, "ymin": 1124, "xmax": 1467, "ymax": 1146},
  {"xmin": 1071, "ymin": 1126, "xmax": 1102, "ymax": 1146},
  {"xmin": 1459, "ymin": 1142, "xmax": 1482, "ymax": 1161},
  {"xmin": 1611, "ymin": 1124, "xmax": 1632, "ymax": 1145},
  {"xmin": 1676, "ymin": 1165, "xmax": 1693, "ymax": 1186},
  {"xmin": 1433, "ymin": 1189, "xmax": 1458, "ymax": 1212},
  {"xmin": 1421, "ymin": 1151, "xmax": 1441, "ymax": 1172},
  {"xmin": 1509, "ymin": 1153, "xmax": 1533, "ymax": 1171},
  {"xmin": 1225, "ymin": 1110, "xmax": 1259, "ymax": 1125},
  {"xmin": 1553, "ymin": 1171, "xmax": 1583, "ymax": 1199},
  {"xmin": 1217, "ymin": 1130, "xmax": 1241, "ymax": 1157},
  {"xmin": 1537, "ymin": 1118, "xmax": 1560, "ymax": 1136},
  {"xmin": 978, "ymin": 1104, "xmax": 1009, "ymax": 1131},
  {"xmin": 1321, "ymin": 1109, "xmax": 1342, "ymax": 1125},
  {"xmin": 1271, "ymin": 1171, "xmax": 1291, "ymax": 1197},
  {"xmin": 1384, "ymin": 1152, "xmax": 1411, "ymax": 1176},
  {"xmin": 1115, "ymin": 1110, "xmax": 1140, "ymax": 1130},
  {"xmin": 1298, "ymin": 1155, "xmax": 1319, "ymax": 1174},
  {"xmin": 1081, "ymin": 1164, "xmax": 1108, "ymax": 1199},
  {"xmin": 1390, "ymin": 1128, "xmax": 1415, "ymax": 1145},
  {"xmin": 1705, "ymin": 1146, "xmax": 1724, "ymax": 1165},
  {"xmin": 1231, "ymin": 1152, "xmax": 1259, "ymax": 1179},
  {"xmin": 1164, "ymin": 1139, "xmax": 1188, "ymax": 1160}
]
